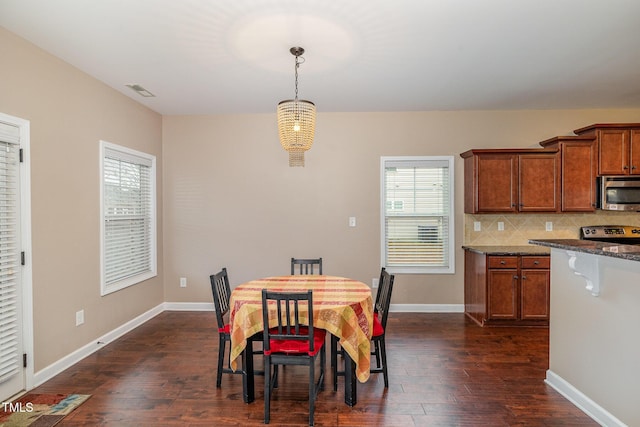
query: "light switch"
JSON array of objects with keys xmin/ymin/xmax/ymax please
[
  {"xmin": 474, "ymin": 221, "xmax": 481, "ymax": 231},
  {"xmin": 498, "ymin": 222, "xmax": 504, "ymax": 231},
  {"xmin": 349, "ymin": 217, "xmax": 356, "ymax": 227}
]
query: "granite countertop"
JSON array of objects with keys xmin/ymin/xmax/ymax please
[
  {"xmin": 462, "ymin": 245, "xmax": 551, "ymax": 255},
  {"xmin": 528, "ymin": 239, "xmax": 640, "ymax": 262}
]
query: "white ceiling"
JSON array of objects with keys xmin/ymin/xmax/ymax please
[{"xmin": 2, "ymin": 0, "xmax": 640, "ymax": 115}]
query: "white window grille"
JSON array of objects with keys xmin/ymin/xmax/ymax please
[
  {"xmin": 100, "ymin": 141, "xmax": 156, "ymax": 295},
  {"xmin": 381, "ymin": 156, "xmax": 455, "ymax": 274}
]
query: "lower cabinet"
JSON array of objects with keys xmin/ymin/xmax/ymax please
[{"xmin": 465, "ymin": 249, "xmax": 549, "ymax": 326}]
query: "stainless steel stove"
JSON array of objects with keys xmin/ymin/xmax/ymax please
[{"xmin": 580, "ymin": 225, "xmax": 640, "ymax": 245}]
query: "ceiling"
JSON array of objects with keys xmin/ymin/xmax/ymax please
[{"xmin": 2, "ymin": 0, "xmax": 640, "ymax": 116}]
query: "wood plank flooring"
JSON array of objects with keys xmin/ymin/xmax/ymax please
[{"xmin": 30, "ymin": 312, "xmax": 598, "ymax": 426}]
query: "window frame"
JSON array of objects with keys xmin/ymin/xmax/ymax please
[
  {"xmin": 380, "ymin": 156, "xmax": 455, "ymax": 275},
  {"xmin": 99, "ymin": 140, "xmax": 157, "ymax": 296}
]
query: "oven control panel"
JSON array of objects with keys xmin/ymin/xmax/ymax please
[{"xmin": 581, "ymin": 225, "xmax": 640, "ymax": 239}]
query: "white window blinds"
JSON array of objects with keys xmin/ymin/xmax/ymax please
[
  {"xmin": 381, "ymin": 157, "xmax": 455, "ymax": 274},
  {"xmin": 100, "ymin": 141, "xmax": 156, "ymax": 295},
  {"xmin": 0, "ymin": 125, "xmax": 20, "ymax": 384}
]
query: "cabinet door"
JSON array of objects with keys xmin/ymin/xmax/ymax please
[
  {"xmin": 630, "ymin": 129, "xmax": 640, "ymax": 175},
  {"xmin": 520, "ymin": 269, "xmax": 550, "ymax": 320},
  {"xmin": 487, "ymin": 269, "xmax": 518, "ymax": 320},
  {"xmin": 475, "ymin": 154, "xmax": 517, "ymax": 213},
  {"xmin": 560, "ymin": 141, "xmax": 596, "ymax": 211},
  {"xmin": 599, "ymin": 129, "xmax": 629, "ymax": 175},
  {"xmin": 518, "ymin": 154, "xmax": 559, "ymax": 212}
]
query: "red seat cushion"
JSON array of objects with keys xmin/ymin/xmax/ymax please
[
  {"xmin": 219, "ymin": 323, "xmax": 231, "ymax": 334},
  {"xmin": 267, "ymin": 327, "xmax": 326, "ymax": 356},
  {"xmin": 372, "ymin": 313, "xmax": 384, "ymax": 337}
]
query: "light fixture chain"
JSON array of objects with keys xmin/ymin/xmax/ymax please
[{"xmin": 294, "ymin": 55, "xmax": 299, "ymax": 101}]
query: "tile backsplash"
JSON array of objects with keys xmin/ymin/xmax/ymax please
[{"xmin": 463, "ymin": 211, "xmax": 640, "ymax": 245}]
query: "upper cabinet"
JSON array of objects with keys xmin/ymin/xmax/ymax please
[
  {"xmin": 574, "ymin": 123, "xmax": 640, "ymax": 175},
  {"xmin": 539, "ymin": 135, "xmax": 597, "ymax": 212},
  {"xmin": 461, "ymin": 149, "xmax": 559, "ymax": 214}
]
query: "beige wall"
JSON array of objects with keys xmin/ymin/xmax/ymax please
[
  {"xmin": 4, "ymin": 24, "xmax": 640, "ymax": 378},
  {"xmin": 162, "ymin": 109, "xmax": 640, "ymax": 307},
  {"xmin": 0, "ymin": 28, "xmax": 164, "ymax": 371}
]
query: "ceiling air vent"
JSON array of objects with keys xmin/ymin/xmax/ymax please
[{"xmin": 126, "ymin": 84, "xmax": 155, "ymax": 97}]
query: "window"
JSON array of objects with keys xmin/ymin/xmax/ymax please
[
  {"xmin": 380, "ymin": 156, "xmax": 454, "ymax": 274},
  {"xmin": 100, "ymin": 141, "xmax": 156, "ymax": 295}
]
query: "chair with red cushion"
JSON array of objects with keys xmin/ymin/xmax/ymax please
[
  {"xmin": 291, "ymin": 257, "xmax": 323, "ymax": 275},
  {"xmin": 331, "ymin": 267, "xmax": 394, "ymax": 389},
  {"xmin": 262, "ymin": 289, "xmax": 326, "ymax": 426},
  {"xmin": 210, "ymin": 268, "xmax": 260, "ymax": 390}
]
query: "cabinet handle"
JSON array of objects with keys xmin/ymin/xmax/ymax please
[
  {"xmin": 500, "ymin": 260, "xmax": 506, "ymax": 264},
  {"xmin": 533, "ymin": 260, "xmax": 539, "ymax": 265},
  {"xmin": 513, "ymin": 275, "xmax": 519, "ymax": 279},
  {"xmin": 632, "ymin": 165, "xmax": 637, "ymax": 170},
  {"xmin": 522, "ymin": 275, "xmax": 527, "ymax": 280},
  {"xmin": 624, "ymin": 165, "xmax": 629, "ymax": 169}
]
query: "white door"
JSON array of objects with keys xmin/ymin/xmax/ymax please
[{"xmin": 0, "ymin": 118, "xmax": 26, "ymax": 400}]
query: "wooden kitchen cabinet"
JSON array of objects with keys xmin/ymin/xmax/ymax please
[
  {"xmin": 574, "ymin": 123, "xmax": 640, "ymax": 175},
  {"xmin": 539, "ymin": 135, "xmax": 597, "ymax": 212},
  {"xmin": 464, "ymin": 249, "xmax": 549, "ymax": 327},
  {"xmin": 461, "ymin": 149, "xmax": 559, "ymax": 213}
]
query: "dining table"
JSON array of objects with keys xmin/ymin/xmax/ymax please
[{"xmin": 228, "ymin": 274, "xmax": 374, "ymax": 406}]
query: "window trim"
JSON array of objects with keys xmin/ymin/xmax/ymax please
[
  {"xmin": 99, "ymin": 140, "xmax": 157, "ymax": 296},
  {"xmin": 380, "ymin": 156, "xmax": 455, "ymax": 275}
]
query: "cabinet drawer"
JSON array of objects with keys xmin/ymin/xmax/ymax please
[
  {"xmin": 521, "ymin": 256, "xmax": 550, "ymax": 269},
  {"xmin": 488, "ymin": 256, "xmax": 518, "ymax": 269}
]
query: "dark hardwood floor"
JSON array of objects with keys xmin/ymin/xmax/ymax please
[{"xmin": 30, "ymin": 312, "xmax": 597, "ymax": 426}]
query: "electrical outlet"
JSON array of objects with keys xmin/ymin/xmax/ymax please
[
  {"xmin": 372, "ymin": 278, "xmax": 379, "ymax": 288},
  {"xmin": 546, "ymin": 221, "xmax": 553, "ymax": 231},
  {"xmin": 76, "ymin": 310, "xmax": 84, "ymax": 326},
  {"xmin": 497, "ymin": 221, "xmax": 504, "ymax": 231},
  {"xmin": 474, "ymin": 221, "xmax": 481, "ymax": 231},
  {"xmin": 180, "ymin": 277, "xmax": 187, "ymax": 288},
  {"xmin": 349, "ymin": 216, "xmax": 356, "ymax": 227}
]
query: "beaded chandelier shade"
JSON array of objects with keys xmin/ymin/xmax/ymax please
[{"xmin": 277, "ymin": 47, "xmax": 316, "ymax": 167}]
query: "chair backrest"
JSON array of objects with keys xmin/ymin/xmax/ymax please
[
  {"xmin": 291, "ymin": 257, "xmax": 323, "ymax": 275},
  {"xmin": 374, "ymin": 267, "xmax": 395, "ymax": 330},
  {"xmin": 210, "ymin": 268, "xmax": 231, "ymax": 329},
  {"xmin": 261, "ymin": 289, "xmax": 317, "ymax": 354}
]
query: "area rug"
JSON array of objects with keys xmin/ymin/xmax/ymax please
[{"xmin": 0, "ymin": 394, "xmax": 91, "ymax": 427}]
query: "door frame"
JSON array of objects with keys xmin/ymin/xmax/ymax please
[{"xmin": 0, "ymin": 112, "xmax": 34, "ymax": 397}]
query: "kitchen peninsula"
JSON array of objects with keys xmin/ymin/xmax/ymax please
[{"xmin": 529, "ymin": 238, "xmax": 640, "ymax": 427}]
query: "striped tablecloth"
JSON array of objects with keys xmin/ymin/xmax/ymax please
[{"xmin": 229, "ymin": 275, "xmax": 374, "ymax": 383}]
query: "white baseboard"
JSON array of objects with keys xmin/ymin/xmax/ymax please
[
  {"xmin": 545, "ymin": 370, "xmax": 627, "ymax": 427},
  {"xmin": 163, "ymin": 302, "xmax": 214, "ymax": 311},
  {"xmin": 390, "ymin": 303, "xmax": 464, "ymax": 313},
  {"xmin": 33, "ymin": 304, "xmax": 165, "ymax": 387}
]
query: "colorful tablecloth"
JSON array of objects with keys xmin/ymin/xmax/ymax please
[{"xmin": 229, "ymin": 275, "xmax": 374, "ymax": 383}]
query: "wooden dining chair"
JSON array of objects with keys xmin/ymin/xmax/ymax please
[
  {"xmin": 262, "ymin": 289, "xmax": 326, "ymax": 426},
  {"xmin": 331, "ymin": 267, "xmax": 395, "ymax": 389},
  {"xmin": 291, "ymin": 257, "xmax": 323, "ymax": 275},
  {"xmin": 209, "ymin": 268, "xmax": 261, "ymax": 389}
]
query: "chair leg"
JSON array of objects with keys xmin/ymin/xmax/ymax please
[
  {"xmin": 330, "ymin": 335, "xmax": 338, "ymax": 391},
  {"xmin": 309, "ymin": 358, "xmax": 315, "ymax": 426},
  {"xmin": 264, "ymin": 357, "xmax": 271, "ymax": 424},
  {"xmin": 379, "ymin": 336, "xmax": 389, "ymax": 388},
  {"xmin": 374, "ymin": 340, "xmax": 381, "ymax": 368},
  {"xmin": 216, "ymin": 334, "xmax": 225, "ymax": 388},
  {"xmin": 320, "ymin": 344, "xmax": 326, "ymax": 392}
]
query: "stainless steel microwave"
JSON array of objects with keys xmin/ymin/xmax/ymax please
[{"xmin": 598, "ymin": 176, "xmax": 640, "ymax": 211}]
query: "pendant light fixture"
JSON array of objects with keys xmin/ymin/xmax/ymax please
[{"xmin": 277, "ymin": 47, "xmax": 316, "ymax": 167}]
